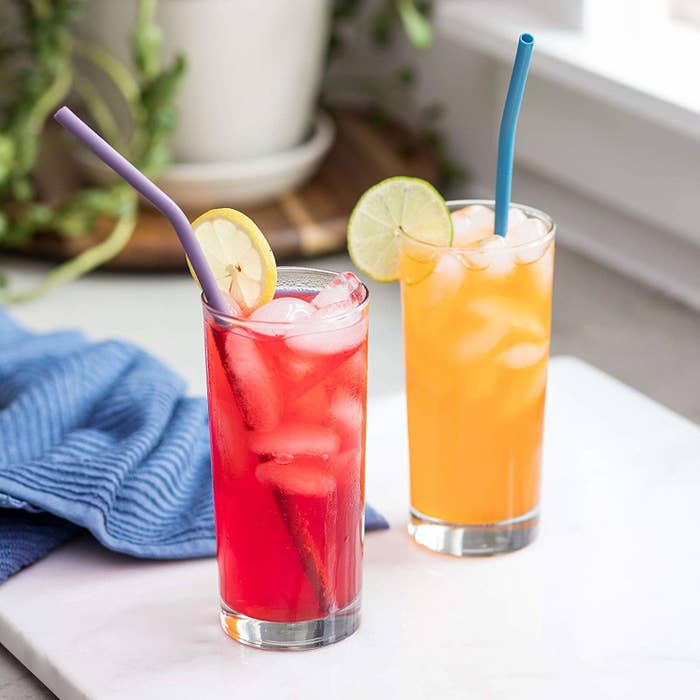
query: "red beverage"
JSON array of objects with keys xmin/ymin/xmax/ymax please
[{"xmin": 202, "ymin": 268, "xmax": 369, "ymax": 649}]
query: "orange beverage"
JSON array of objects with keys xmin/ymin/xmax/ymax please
[{"xmin": 400, "ymin": 200, "xmax": 555, "ymax": 555}]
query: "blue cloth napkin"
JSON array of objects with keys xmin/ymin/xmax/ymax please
[{"xmin": 0, "ymin": 310, "xmax": 388, "ymax": 582}]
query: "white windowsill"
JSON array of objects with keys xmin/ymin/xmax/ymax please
[
  {"xmin": 436, "ymin": 0, "xmax": 700, "ymax": 140},
  {"xmin": 424, "ymin": 0, "xmax": 700, "ymax": 311}
]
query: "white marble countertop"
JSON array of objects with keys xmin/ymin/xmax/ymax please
[{"xmin": 1, "ymin": 357, "xmax": 699, "ymax": 699}]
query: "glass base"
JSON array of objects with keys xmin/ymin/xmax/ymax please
[
  {"xmin": 220, "ymin": 597, "xmax": 361, "ymax": 650},
  {"xmin": 409, "ymin": 507, "xmax": 538, "ymax": 556}
]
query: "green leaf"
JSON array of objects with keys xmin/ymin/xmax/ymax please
[
  {"xmin": 395, "ymin": 0, "xmax": 433, "ymax": 49},
  {"xmin": 132, "ymin": 22, "xmax": 163, "ymax": 82},
  {"xmin": 53, "ymin": 209, "xmax": 95, "ymax": 238},
  {"xmin": 12, "ymin": 178, "xmax": 34, "ymax": 202},
  {"xmin": 0, "ymin": 212, "xmax": 8, "ymax": 241},
  {"xmin": 0, "ymin": 135, "xmax": 16, "ymax": 183},
  {"xmin": 141, "ymin": 54, "xmax": 186, "ymax": 112},
  {"xmin": 74, "ymin": 187, "xmax": 130, "ymax": 217},
  {"xmin": 23, "ymin": 202, "xmax": 53, "ymax": 227},
  {"xmin": 2, "ymin": 205, "xmax": 138, "ymax": 303}
]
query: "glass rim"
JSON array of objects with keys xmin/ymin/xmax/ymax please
[
  {"xmin": 201, "ymin": 265, "xmax": 369, "ymax": 327},
  {"xmin": 399, "ymin": 199, "xmax": 556, "ymax": 252}
]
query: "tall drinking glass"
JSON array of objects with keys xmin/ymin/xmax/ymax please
[
  {"xmin": 400, "ymin": 200, "xmax": 555, "ymax": 555},
  {"xmin": 202, "ymin": 267, "xmax": 369, "ymax": 649}
]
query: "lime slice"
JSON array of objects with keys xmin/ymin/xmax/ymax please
[
  {"xmin": 188, "ymin": 208, "xmax": 277, "ymax": 314},
  {"xmin": 347, "ymin": 176, "xmax": 452, "ymax": 282}
]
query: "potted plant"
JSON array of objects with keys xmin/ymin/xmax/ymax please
[
  {"xmin": 77, "ymin": 0, "xmax": 334, "ymax": 164},
  {"xmin": 0, "ymin": 0, "xmax": 184, "ymax": 301},
  {"xmin": 0, "ymin": 0, "xmax": 434, "ymax": 301}
]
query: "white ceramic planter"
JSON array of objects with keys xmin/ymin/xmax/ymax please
[{"xmin": 78, "ymin": 0, "xmax": 332, "ymax": 164}]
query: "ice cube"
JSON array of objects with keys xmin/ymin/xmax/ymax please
[
  {"xmin": 281, "ymin": 273, "xmax": 367, "ymax": 355},
  {"xmin": 500, "ymin": 361, "xmax": 548, "ymax": 419},
  {"xmin": 287, "ymin": 381, "xmax": 329, "ymax": 424},
  {"xmin": 507, "ymin": 217, "xmax": 550, "ymax": 263},
  {"xmin": 464, "ymin": 235, "xmax": 515, "ymax": 276},
  {"xmin": 278, "ymin": 347, "xmax": 361, "ymax": 401},
  {"xmin": 312, "ymin": 272, "xmax": 364, "ymax": 309},
  {"xmin": 400, "ymin": 249, "xmax": 437, "ymax": 285},
  {"xmin": 451, "ymin": 205, "xmax": 495, "ymax": 248},
  {"xmin": 217, "ymin": 330, "xmax": 282, "ymax": 431},
  {"xmin": 469, "ymin": 296, "xmax": 546, "ymax": 339},
  {"xmin": 313, "ymin": 300, "xmax": 356, "ymax": 320},
  {"xmin": 470, "ymin": 204, "xmax": 495, "ymax": 228},
  {"xmin": 330, "ymin": 448, "xmax": 362, "ymax": 482},
  {"xmin": 452, "ymin": 212, "xmax": 483, "ymax": 248},
  {"xmin": 248, "ymin": 297, "xmax": 315, "ymax": 335},
  {"xmin": 422, "ymin": 250, "xmax": 465, "ymax": 307},
  {"xmin": 453, "ymin": 225, "xmax": 483, "ymax": 249},
  {"xmin": 285, "ymin": 313, "xmax": 368, "ymax": 356},
  {"xmin": 256, "ymin": 459, "xmax": 335, "ymax": 497},
  {"xmin": 506, "ymin": 206, "xmax": 528, "ymax": 231},
  {"xmin": 455, "ymin": 323, "xmax": 508, "ymax": 362},
  {"xmin": 329, "ymin": 387, "xmax": 364, "ymax": 449},
  {"xmin": 498, "ymin": 341, "xmax": 548, "ymax": 368},
  {"xmin": 277, "ymin": 354, "xmax": 318, "ymax": 384},
  {"xmin": 249, "ymin": 422, "xmax": 340, "ymax": 458},
  {"xmin": 401, "ymin": 235, "xmax": 437, "ymax": 264},
  {"xmin": 330, "ymin": 347, "xmax": 366, "ymax": 390},
  {"xmin": 530, "ymin": 241, "xmax": 555, "ymax": 294}
]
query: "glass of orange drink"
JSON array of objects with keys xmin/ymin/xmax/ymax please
[
  {"xmin": 399, "ymin": 199, "xmax": 555, "ymax": 555},
  {"xmin": 348, "ymin": 36, "xmax": 542, "ymax": 556}
]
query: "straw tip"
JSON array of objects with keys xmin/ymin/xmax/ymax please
[
  {"xmin": 53, "ymin": 106, "xmax": 72, "ymax": 123},
  {"xmin": 519, "ymin": 33, "xmax": 534, "ymax": 46}
]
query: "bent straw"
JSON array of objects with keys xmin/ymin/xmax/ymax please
[
  {"xmin": 53, "ymin": 106, "xmax": 229, "ymax": 313},
  {"xmin": 56, "ymin": 106, "xmax": 335, "ymax": 614},
  {"xmin": 494, "ymin": 33, "xmax": 534, "ymax": 236}
]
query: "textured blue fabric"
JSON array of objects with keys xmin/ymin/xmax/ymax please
[{"xmin": 0, "ymin": 310, "xmax": 388, "ymax": 582}]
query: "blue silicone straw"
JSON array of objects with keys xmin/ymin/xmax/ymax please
[{"xmin": 494, "ymin": 33, "xmax": 534, "ymax": 236}]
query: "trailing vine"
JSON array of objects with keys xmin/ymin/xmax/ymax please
[
  {"xmin": 0, "ymin": 0, "xmax": 184, "ymax": 302},
  {"xmin": 0, "ymin": 0, "xmax": 457, "ymax": 301}
]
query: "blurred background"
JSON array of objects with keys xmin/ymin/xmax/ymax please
[
  {"xmin": 0, "ymin": 1, "xmax": 699, "ymax": 695},
  {"xmin": 0, "ymin": 0, "xmax": 698, "ymax": 412}
]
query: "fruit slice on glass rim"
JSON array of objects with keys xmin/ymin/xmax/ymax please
[
  {"xmin": 347, "ymin": 176, "xmax": 453, "ymax": 282},
  {"xmin": 188, "ymin": 208, "xmax": 277, "ymax": 314}
]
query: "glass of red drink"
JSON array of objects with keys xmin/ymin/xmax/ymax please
[{"xmin": 202, "ymin": 267, "xmax": 369, "ymax": 650}]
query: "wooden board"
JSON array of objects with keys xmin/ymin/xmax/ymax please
[{"xmin": 19, "ymin": 107, "xmax": 439, "ymax": 270}]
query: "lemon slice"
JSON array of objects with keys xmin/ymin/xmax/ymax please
[
  {"xmin": 188, "ymin": 208, "xmax": 276, "ymax": 314},
  {"xmin": 347, "ymin": 176, "xmax": 452, "ymax": 282}
]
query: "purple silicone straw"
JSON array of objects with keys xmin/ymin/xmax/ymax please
[{"xmin": 54, "ymin": 106, "xmax": 229, "ymax": 313}]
